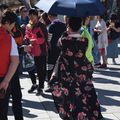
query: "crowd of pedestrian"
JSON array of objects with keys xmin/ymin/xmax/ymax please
[{"xmin": 0, "ymin": 3, "xmax": 120, "ymax": 120}]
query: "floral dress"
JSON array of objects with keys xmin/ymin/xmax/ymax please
[{"xmin": 50, "ymin": 32, "xmax": 103, "ymax": 120}]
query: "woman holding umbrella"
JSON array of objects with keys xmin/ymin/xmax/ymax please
[{"xmin": 50, "ymin": 17, "xmax": 103, "ymax": 120}]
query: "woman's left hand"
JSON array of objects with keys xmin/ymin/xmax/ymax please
[{"xmin": 0, "ymin": 80, "xmax": 9, "ymax": 91}]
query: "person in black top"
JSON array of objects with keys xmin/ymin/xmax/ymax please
[
  {"xmin": 24, "ymin": 9, "xmax": 48, "ymax": 95},
  {"xmin": 107, "ymin": 13, "xmax": 120, "ymax": 64},
  {"xmin": 10, "ymin": 22, "xmax": 24, "ymax": 120},
  {"xmin": 0, "ymin": 10, "xmax": 19, "ymax": 120},
  {"xmin": 46, "ymin": 14, "xmax": 66, "ymax": 92}
]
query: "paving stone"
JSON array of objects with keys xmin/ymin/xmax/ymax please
[{"xmin": 8, "ymin": 63, "xmax": 120, "ymax": 120}]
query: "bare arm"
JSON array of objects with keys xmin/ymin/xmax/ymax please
[
  {"xmin": 0, "ymin": 56, "xmax": 19, "ymax": 90},
  {"xmin": 94, "ymin": 28, "xmax": 102, "ymax": 33},
  {"xmin": 111, "ymin": 26, "xmax": 120, "ymax": 32}
]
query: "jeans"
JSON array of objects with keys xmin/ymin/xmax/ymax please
[{"xmin": 92, "ymin": 39, "xmax": 101, "ymax": 64}]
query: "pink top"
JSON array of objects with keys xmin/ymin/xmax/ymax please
[{"xmin": 25, "ymin": 22, "xmax": 45, "ymax": 56}]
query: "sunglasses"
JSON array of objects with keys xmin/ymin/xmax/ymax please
[{"xmin": 22, "ymin": 10, "xmax": 28, "ymax": 13}]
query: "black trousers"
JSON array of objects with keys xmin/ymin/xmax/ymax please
[
  {"xmin": 0, "ymin": 77, "xmax": 10, "ymax": 120},
  {"xmin": 34, "ymin": 55, "xmax": 46, "ymax": 90},
  {"xmin": 10, "ymin": 70, "xmax": 24, "ymax": 120},
  {"xmin": 19, "ymin": 53, "xmax": 36, "ymax": 85},
  {"xmin": 28, "ymin": 70, "xmax": 36, "ymax": 85},
  {"xmin": 47, "ymin": 48, "xmax": 60, "ymax": 81}
]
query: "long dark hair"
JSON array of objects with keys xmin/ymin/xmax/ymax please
[
  {"xmin": 1, "ymin": 9, "xmax": 17, "ymax": 24},
  {"xmin": 68, "ymin": 17, "xmax": 82, "ymax": 32}
]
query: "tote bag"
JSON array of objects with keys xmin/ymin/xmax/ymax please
[{"xmin": 22, "ymin": 52, "xmax": 35, "ymax": 71}]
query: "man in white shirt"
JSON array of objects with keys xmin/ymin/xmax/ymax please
[{"xmin": 0, "ymin": 10, "xmax": 19, "ymax": 120}]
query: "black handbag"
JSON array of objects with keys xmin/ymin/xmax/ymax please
[{"xmin": 93, "ymin": 31, "xmax": 99, "ymax": 40}]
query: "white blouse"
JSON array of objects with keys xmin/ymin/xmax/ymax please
[{"xmin": 10, "ymin": 37, "xmax": 19, "ymax": 56}]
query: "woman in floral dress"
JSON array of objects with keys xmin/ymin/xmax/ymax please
[{"xmin": 50, "ymin": 17, "xmax": 103, "ymax": 120}]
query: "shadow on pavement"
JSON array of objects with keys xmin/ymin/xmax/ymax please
[
  {"xmin": 93, "ymin": 66, "xmax": 120, "ymax": 113},
  {"xmin": 96, "ymin": 88, "xmax": 120, "ymax": 109},
  {"xmin": 8, "ymin": 98, "xmax": 58, "ymax": 118},
  {"xmin": 93, "ymin": 77, "xmax": 120, "ymax": 112},
  {"xmin": 8, "ymin": 106, "xmax": 38, "ymax": 118},
  {"xmin": 93, "ymin": 77, "xmax": 120, "ymax": 85},
  {"xmin": 104, "ymin": 118, "xmax": 114, "ymax": 120},
  {"xmin": 94, "ymin": 69, "xmax": 120, "ymax": 78},
  {"xmin": 41, "ymin": 92, "xmax": 53, "ymax": 100}
]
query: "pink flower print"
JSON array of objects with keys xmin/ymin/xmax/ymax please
[
  {"xmin": 69, "ymin": 76, "xmax": 74, "ymax": 81},
  {"xmin": 77, "ymin": 112, "xmax": 86, "ymax": 120},
  {"xmin": 87, "ymin": 94, "xmax": 91, "ymax": 98},
  {"xmin": 63, "ymin": 58, "xmax": 69, "ymax": 65},
  {"xmin": 74, "ymin": 61, "xmax": 79, "ymax": 68},
  {"xmin": 69, "ymin": 103, "xmax": 76, "ymax": 112},
  {"xmin": 83, "ymin": 107, "xmax": 88, "ymax": 112},
  {"xmin": 62, "ymin": 77, "xmax": 67, "ymax": 81},
  {"xmin": 66, "ymin": 113, "xmax": 70, "ymax": 118},
  {"xmin": 84, "ymin": 86, "xmax": 92, "ymax": 91},
  {"xmin": 74, "ymin": 73, "xmax": 78, "ymax": 78},
  {"xmin": 65, "ymin": 49, "xmax": 73, "ymax": 56},
  {"xmin": 63, "ymin": 88, "xmax": 69, "ymax": 96},
  {"xmin": 75, "ymin": 88, "xmax": 82, "ymax": 96},
  {"xmin": 81, "ymin": 66, "xmax": 87, "ymax": 71},
  {"xmin": 54, "ymin": 85, "xmax": 59, "ymax": 89},
  {"xmin": 96, "ymin": 99, "xmax": 100, "ymax": 106},
  {"xmin": 87, "ymin": 64, "xmax": 93, "ymax": 70},
  {"xmin": 59, "ymin": 107, "xmax": 66, "ymax": 115},
  {"xmin": 92, "ymin": 117, "xmax": 96, "ymax": 120},
  {"xmin": 52, "ymin": 89, "xmax": 62, "ymax": 97},
  {"xmin": 79, "ymin": 74, "xmax": 86, "ymax": 81},
  {"xmin": 52, "ymin": 85, "xmax": 62, "ymax": 97},
  {"xmin": 86, "ymin": 80, "xmax": 93, "ymax": 85},
  {"xmin": 93, "ymin": 110, "xmax": 99, "ymax": 117},
  {"xmin": 75, "ymin": 50, "xmax": 83, "ymax": 58},
  {"xmin": 66, "ymin": 72, "xmax": 70, "ymax": 77},
  {"xmin": 82, "ymin": 96, "xmax": 87, "ymax": 104},
  {"xmin": 60, "ymin": 63, "xmax": 66, "ymax": 71}
]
